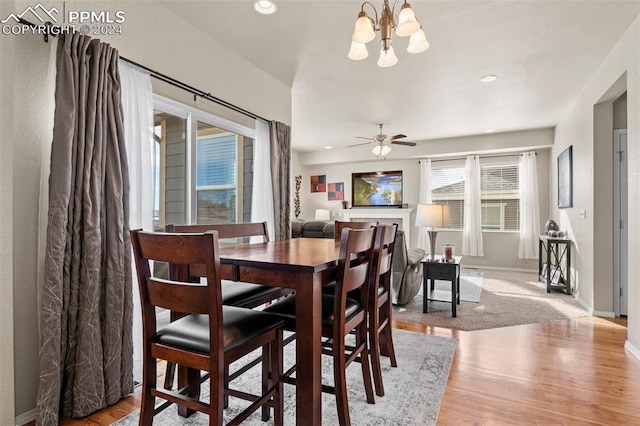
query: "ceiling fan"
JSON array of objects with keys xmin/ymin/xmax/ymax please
[{"xmin": 348, "ymin": 123, "xmax": 417, "ymax": 156}]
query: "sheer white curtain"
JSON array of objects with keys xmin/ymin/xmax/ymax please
[
  {"xmin": 519, "ymin": 152, "xmax": 540, "ymax": 259},
  {"xmin": 462, "ymin": 155, "xmax": 483, "ymax": 256},
  {"xmin": 251, "ymin": 119, "xmax": 275, "ymax": 241},
  {"xmin": 418, "ymin": 159, "xmax": 433, "ymax": 252},
  {"xmin": 119, "ymin": 61, "xmax": 154, "ymax": 382}
]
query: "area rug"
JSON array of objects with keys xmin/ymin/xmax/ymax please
[
  {"xmin": 393, "ymin": 269, "xmax": 589, "ymax": 331},
  {"xmin": 112, "ymin": 330, "xmax": 457, "ymax": 425},
  {"xmin": 429, "ymin": 270, "xmax": 483, "ymax": 303}
]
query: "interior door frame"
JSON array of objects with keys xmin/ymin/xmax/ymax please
[{"xmin": 613, "ymin": 128, "xmax": 628, "ymax": 317}]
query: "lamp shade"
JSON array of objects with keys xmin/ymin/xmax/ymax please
[
  {"xmin": 415, "ymin": 204, "xmax": 449, "ymax": 228},
  {"xmin": 352, "ymin": 12, "xmax": 375, "ymax": 43},
  {"xmin": 315, "ymin": 208, "xmax": 330, "ymax": 221},
  {"xmin": 377, "ymin": 46, "xmax": 398, "ymax": 67},
  {"xmin": 407, "ymin": 27, "xmax": 430, "ymax": 54},
  {"xmin": 348, "ymin": 41, "xmax": 369, "ymax": 60},
  {"xmin": 396, "ymin": 2, "xmax": 420, "ymax": 37}
]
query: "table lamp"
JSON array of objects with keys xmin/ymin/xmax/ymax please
[
  {"xmin": 315, "ymin": 208, "xmax": 330, "ymax": 221},
  {"xmin": 415, "ymin": 204, "xmax": 449, "ymax": 260}
]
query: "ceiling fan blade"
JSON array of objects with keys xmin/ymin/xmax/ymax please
[
  {"xmin": 390, "ymin": 134, "xmax": 407, "ymax": 140},
  {"xmin": 391, "ymin": 140, "xmax": 417, "ymax": 146},
  {"xmin": 348, "ymin": 141, "xmax": 373, "ymax": 147},
  {"xmin": 355, "ymin": 136, "xmax": 373, "ymax": 140}
]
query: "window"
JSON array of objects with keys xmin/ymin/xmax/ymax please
[
  {"xmin": 430, "ymin": 160, "xmax": 520, "ymax": 231},
  {"xmin": 151, "ymin": 96, "xmax": 255, "ymax": 229}
]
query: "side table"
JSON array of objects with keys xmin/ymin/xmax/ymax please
[
  {"xmin": 421, "ymin": 256, "xmax": 462, "ymax": 317},
  {"xmin": 538, "ymin": 236, "xmax": 571, "ymax": 294}
]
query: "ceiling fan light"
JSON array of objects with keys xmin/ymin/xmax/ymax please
[
  {"xmin": 377, "ymin": 46, "xmax": 398, "ymax": 67},
  {"xmin": 352, "ymin": 12, "xmax": 375, "ymax": 43},
  {"xmin": 348, "ymin": 41, "xmax": 369, "ymax": 60},
  {"xmin": 372, "ymin": 145, "xmax": 383, "ymax": 156},
  {"xmin": 407, "ymin": 27, "xmax": 429, "ymax": 53},
  {"xmin": 381, "ymin": 145, "xmax": 391, "ymax": 156},
  {"xmin": 396, "ymin": 3, "xmax": 420, "ymax": 37}
]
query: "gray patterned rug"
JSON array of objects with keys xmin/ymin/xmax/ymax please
[
  {"xmin": 112, "ymin": 330, "xmax": 456, "ymax": 425},
  {"xmin": 429, "ymin": 271, "xmax": 483, "ymax": 303},
  {"xmin": 394, "ymin": 269, "xmax": 589, "ymax": 331}
]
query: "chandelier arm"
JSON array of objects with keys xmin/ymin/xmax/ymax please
[{"xmin": 360, "ymin": 1, "xmax": 379, "ymax": 25}]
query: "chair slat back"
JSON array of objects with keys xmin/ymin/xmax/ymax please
[
  {"xmin": 334, "ymin": 220, "xmax": 378, "ymax": 241},
  {"xmin": 131, "ymin": 230, "xmax": 223, "ymax": 318},
  {"xmin": 166, "ymin": 222, "xmax": 269, "ymax": 242},
  {"xmin": 336, "ymin": 227, "xmax": 377, "ymax": 296},
  {"xmin": 370, "ymin": 224, "xmax": 398, "ymax": 297}
]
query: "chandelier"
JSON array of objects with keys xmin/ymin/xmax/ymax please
[{"xmin": 348, "ymin": 1, "xmax": 429, "ymax": 67}]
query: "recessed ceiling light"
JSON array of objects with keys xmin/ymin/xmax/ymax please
[
  {"xmin": 485, "ymin": 129, "xmax": 496, "ymax": 133},
  {"xmin": 324, "ymin": 146, "xmax": 333, "ymax": 149},
  {"xmin": 253, "ymin": 0, "xmax": 277, "ymax": 15},
  {"xmin": 480, "ymin": 75, "xmax": 497, "ymax": 83}
]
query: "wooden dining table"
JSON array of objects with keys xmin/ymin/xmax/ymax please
[{"xmin": 218, "ymin": 237, "xmax": 340, "ymax": 426}]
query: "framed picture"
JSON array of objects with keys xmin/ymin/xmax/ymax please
[
  {"xmin": 557, "ymin": 146, "xmax": 573, "ymax": 208},
  {"xmin": 327, "ymin": 182, "xmax": 344, "ymax": 201},
  {"xmin": 310, "ymin": 175, "xmax": 326, "ymax": 193}
]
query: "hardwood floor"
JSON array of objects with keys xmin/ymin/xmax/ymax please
[{"xmin": 36, "ymin": 316, "xmax": 639, "ymax": 425}]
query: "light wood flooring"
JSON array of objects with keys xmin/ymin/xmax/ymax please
[{"xmin": 40, "ymin": 316, "xmax": 639, "ymax": 425}]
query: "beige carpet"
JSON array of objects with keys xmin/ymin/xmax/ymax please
[{"xmin": 393, "ymin": 269, "xmax": 589, "ymax": 331}]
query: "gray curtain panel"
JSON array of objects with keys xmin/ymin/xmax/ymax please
[
  {"xmin": 269, "ymin": 121, "xmax": 291, "ymax": 240},
  {"xmin": 37, "ymin": 33, "xmax": 133, "ymax": 425}
]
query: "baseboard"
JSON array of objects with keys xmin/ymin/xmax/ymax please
[
  {"xmin": 462, "ymin": 264, "xmax": 537, "ymax": 273},
  {"xmin": 575, "ymin": 295, "xmax": 594, "ymax": 314},
  {"xmin": 15, "ymin": 408, "xmax": 37, "ymax": 426},
  {"xmin": 625, "ymin": 340, "xmax": 640, "ymax": 361},
  {"xmin": 592, "ymin": 310, "xmax": 615, "ymax": 318}
]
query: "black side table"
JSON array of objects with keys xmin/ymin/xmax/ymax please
[
  {"xmin": 421, "ymin": 256, "xmax": 462, "ymax": 317},
  {"xmin": 538, "ymin": 236, "xmax": 571, "ymax": 294}
]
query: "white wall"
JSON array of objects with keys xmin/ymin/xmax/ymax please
[
  {"xmin": 552, "ymin": 15, "xmax": 640, "ymax": 350},
  {"xmin": 292, "ymin": 129, "xmax": 552, "ymax": 271},
  {"xmin": 9, "ymin": 1, "xmax": 292, "ymax": 419},
  {"xmin": 0, "ymin": 1, "xmax": 16, "ymax": 424}
]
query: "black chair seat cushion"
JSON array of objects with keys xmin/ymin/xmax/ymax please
[
  {"xmin": 222, "ymin": 280, "xmax": 286, "ymax": 307},
  {"xmin": 156, "ymin": 306, "xmax": 284, "ymax": 353},
  {"xmin": 264, "ymin": 294, "xmax": 361, "ymax": 330},
  {"xmin": 322, "ymin": 281, "xmax": 384, "ymax": 296}
]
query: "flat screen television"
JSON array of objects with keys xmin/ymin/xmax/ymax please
[{"xmin": 351, "ymin": 170, "xmax": 403, "ymax": 207}]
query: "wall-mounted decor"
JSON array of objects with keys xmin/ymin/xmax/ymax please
[
  {"xmin": 310, "ymin": 175, "xmax": 326, "ymax": 193},
  {"xmin": 557, "ymin": 146, "xmax": 573, "ymax": 208},
  {"xmin": 294, "ymin": 175, "xmax": 302, "ymax": 218},
  {"xmin": 328, "ymin": 182, "xmax": 344, "ymax": 201},
  {"xmin": 352, "ymin": 170, "xmax": 403, "ymax": 207}
]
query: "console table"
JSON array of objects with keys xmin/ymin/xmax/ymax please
[
  {"xmin": 538, "ymin": 236, "xmax": 571, "ymax": 294},
  {"xmin": 421, "ymin": 255, "xmax": 462, "ymax": 317}
]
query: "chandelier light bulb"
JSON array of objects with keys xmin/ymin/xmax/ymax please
[
  {"xmin": 352, "ymin": 11, "xmax": 375, "ymax": 43},
  {"xmin": 348, "ymin": 41, "xmax": 369, "ymax": 60},
  {"xmin": 395, "ymin": 2, "xmax": 420, "ymax": 37},
  {"xmin": 377, "ymin": 46, "xmax": 398, "ymax": 67},
  {"xmin": 407, "ymin": 27, "xmax": 430, "ymax": 53}
]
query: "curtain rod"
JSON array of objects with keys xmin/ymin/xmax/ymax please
[
  {"xmin": 419, "ymin": 152, "xmax": 536, "ymax": 164},
  {"xmin": 17, "ymin": 18, "xmax": 269, "ymax": 122}
]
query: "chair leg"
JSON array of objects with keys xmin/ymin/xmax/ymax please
[
  {"xmin": 357, "ymin": 323, "xmax": 375, "ymax": 404},
  {"xmin": 272, "ymin": 328, "xmax": 284, "ymax": 426},
  {"xmin": 164, "ymin": 361, "xmax": 176, "ymax": 390},
  {"xmin": 139, "ymin": 354, "xmax": 157, "ymax": 425},
  {"xmin": 223, "ymin": 365, "xmax": 230, "ymax": 408},
  {"xmin": 178, "ymin": 366, "xmax": 201, "ymax": 418},
  {"xmin": 261, "ymin": 345, "xmax": 271, "ymax": 421},
  {"xmin": 368, "ymin": 303, "xmax": 385, "ymax": 397},
  {"xmin": 379, "ymin": 302, "xmax": 398, "ymax": 368},
  {"xmin": 333, "ymin": 335, "xmax": 351, "ymax": 426}
]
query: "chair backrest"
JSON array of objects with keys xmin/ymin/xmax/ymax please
[
  {"xmin": 334, "ymin": 220, "xmax": 378, "ymax": 241},
  {"xmin": 130, "ymin": 230, "xmax": 224, "ymax": 351},
  {"xmin": 370, "ymin": 224, "xmax": 398, "ymax": 300},
  {"xmin": 333, "ymin": 227, "xmax": 377, "ymax": 330},
  {"xmin": 166, "ymin": 222, "xmax": 269, "ymax": 243}
]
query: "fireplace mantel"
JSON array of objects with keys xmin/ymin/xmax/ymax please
[{"xmin": 340, "ymin": 208, "xmax": 415, "ymax": 248}]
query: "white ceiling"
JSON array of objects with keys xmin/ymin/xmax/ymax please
[{"xmin": 161, "ymin": 1, "xmax": 640, "ymax": 153}]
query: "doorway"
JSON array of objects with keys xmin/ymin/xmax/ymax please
[{"xmin": 613, "ymin": 129, "xmax": 628, "ymax": 316}]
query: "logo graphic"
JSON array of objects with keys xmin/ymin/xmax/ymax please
[{"xmin": 1, "ymin": 2, "xmax": 59, "ymax": 24}]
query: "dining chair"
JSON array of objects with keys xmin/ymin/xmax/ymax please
[
  {"xmin": 367, "ymin": 224, "xmax": 399, "ymax": 397},
  {"xmin": 265, "ymin": 227, "xmax": 377, "ymax": 426},
  {"xmin": 130, "ymin": 229, "xmax": 284, "ymax": 425},
  {"xmin": 333, "ymin": 220, "xmax": 378, "ymax": 241},
  {"xmin": 164, "ymin": 222, "xmax": 294, "ymax": 401}
]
